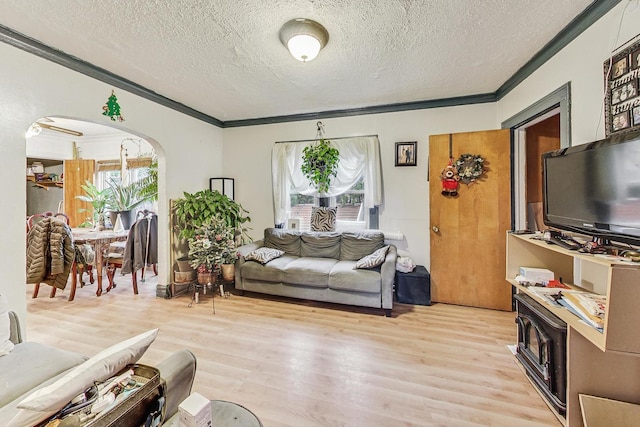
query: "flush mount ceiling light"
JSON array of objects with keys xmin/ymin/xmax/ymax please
[{"xmin": 279, "ymin": 18, "xmax": 329, "ymax": 62}]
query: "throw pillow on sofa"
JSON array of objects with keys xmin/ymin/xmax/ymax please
[
  {"xmin": 0, "ymin": 294, "xmax": 14, "ymax": 357},
  {"xmin": 310, "ymin": 207, "xmax": 337, "ymax": 231},
  {"xmin": 354, "ymin": 245, "xmax": 390, "ymax": 269},
  {"xmin": 245, "ymin": 247, "xmax": 285, "ymax": 264},
  {"xmin": 9, "ymin": 328, "xmax": 158, "ymax": 427}
]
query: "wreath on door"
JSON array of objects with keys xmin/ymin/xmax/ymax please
[{"xmin": 454, "ymin": 153, "xmax": 484, "ymax": 185}]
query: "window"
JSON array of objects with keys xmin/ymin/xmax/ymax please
[
  {"xmin": 273, "ymin": 136, "xmax": 382, "ymax": 231},
  {"xmin": 96, "ymin": 161, "xmax": 155, "ymax": 213},
  {"xmin": 289, "ymin": 177, "xmax": 366, "ymax": 231}
]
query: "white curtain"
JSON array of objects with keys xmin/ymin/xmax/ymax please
[{"xmin": 272, "ymin": 136, "xmax": 382, "ymax": 225}]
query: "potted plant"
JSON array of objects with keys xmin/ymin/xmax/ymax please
[
  {"xmin": 173, "ymin": 189, "xmax": 251, "ymax": 243},
  {"xmin": 105, "ymin": 178, "xmax": 151, "ymax": 229},
  {"xmin": 187, "ymin": 217, "xmax": 239, "ymax": 284},
  {"xmin": 218, "ymin": 237, "xmax": 241, "ymax": 282},
  {"xmin": 301, "ymin": 138, "xmax": 340, "ymax": 193},
  {"xmin": 75, "ymin": 180, "xmax": 112, "ymax": 229}
]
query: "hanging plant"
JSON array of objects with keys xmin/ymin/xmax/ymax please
[
  {"xmin": 454, "ymin": 153, "xmax": 485, "ymax": 185},
  {"xmin": 301, "ymin": 137, "xmax": 340, "ymax": 193}
]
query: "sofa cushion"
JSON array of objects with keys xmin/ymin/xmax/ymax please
[
  {"xmin": 264, "ymin": 228, "xmax": 301, "ymax": 256},
  {"xmin": 245, "ymin": 247, "xmax": 285, "ymax": 264},
  {"xmin": 310, "ymin": 207, "xmax": 337, "ymax": 231},
  {"xmin": 241, "ymin": 255, "xmax": 297, "ymax": 282},
  {"xmin": 0, "ymin": 342, "xmax": 87, "ymax": 409},
  {"xmin": 340, "ymin": 231, "xmax": 385, "ymax": 261},
  {"xmin": 283, "ymin": 257, "xmax": 338, "ymax": 287},
  {"xmin": 354, "ymin": 245, "xmax": 390, "ymax": 269},
  {"xmin": 329, "ymin": 261, "xmax": 382, "ymax": 293},
  {"xmin": 300, "ymin": 232, "xmax": 341, "ymax": 258}
]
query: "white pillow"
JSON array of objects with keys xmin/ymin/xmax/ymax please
[
  {"xmin": 354, "ymin": 246, "xmax": 390, "ymax": 269},
  {"xmin": 8, "ymin": 329, "xmax": 158, "ymax": 426},
  {"xmin": 0, "ymin": 293, "xmax": 14, "ymax": 357}
]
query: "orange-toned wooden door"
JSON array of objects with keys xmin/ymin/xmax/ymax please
[
  {"xmin": 64, "ymin": 159, "xmax": 95, "ymax": 227},
  {"xmin": 429, "ymin": 130, "xmax": 512, "ymax": 311}
]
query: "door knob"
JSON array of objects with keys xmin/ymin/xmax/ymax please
[{"xmin": 432, "ymin": 226, "xmax": 439, "ymax": 233}]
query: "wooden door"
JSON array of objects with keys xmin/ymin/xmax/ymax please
[
  {"xmin": 64, "ymin": 159, "xmax": 95, "ymax": 227},
  {"xmin": 429, "ymin": 130, "xmax": 512, "ymax": 311}
]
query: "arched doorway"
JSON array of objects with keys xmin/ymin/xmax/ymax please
[{"xmin": 25, "ymin": 115, "xmax": 167, "ymax": 298}]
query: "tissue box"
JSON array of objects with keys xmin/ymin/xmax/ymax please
[
  {"xmin": 178, "ymin": 392, "xmax": 211, "ymax": 427},
  {"xmin": 519, "ymin": 267, "xmax": 554, "ymax": 282}
]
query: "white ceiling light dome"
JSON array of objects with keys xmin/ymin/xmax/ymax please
[{"xmin": 279, "ymin": 18, "xmax": 329, "ymax": 62}]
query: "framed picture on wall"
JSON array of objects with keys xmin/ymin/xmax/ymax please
[
  {"xmin": 612, "ymin": 111, "xmax": 630, "ymax": 131},
  {"xmin": 632, "ymin": 49, "xmax": 640, "ymax": 70},
  {"xmin": 612, "ymin": 57, "xmax": 628, "ymax": 78},
  {"xmin": 633, "ymin": 106, "xmax": 640, "ymax": 126},
  {"xmin": 395, "ymin": 141, "xmax": 417, "ymax": 166},
  {"xmin": 604, "ymin": 38, "xmax": 640, "ymax": 136}
]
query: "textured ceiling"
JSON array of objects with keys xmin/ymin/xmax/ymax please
[{"xmin": 1, "ymin": 0, "xmax": 594, "ymax": 122}]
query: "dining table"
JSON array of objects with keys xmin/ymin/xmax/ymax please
[{"xmin": 72, "ymin": 228, "xmax": 129, "ymax": 297}]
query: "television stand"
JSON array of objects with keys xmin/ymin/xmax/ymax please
[{"xmin": 507, "ymin": 232, "xmax": 640, "ymax": 426}]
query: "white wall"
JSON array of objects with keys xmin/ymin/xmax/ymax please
[
  {"xmin": 4, "ymin": 2, "xmax": 635, "ymax": 324},
  {"xmin": 222, "ymin": 104, "xmax": 498, "ymax": 269},
  {"xmin": 0, "ymin": 42, "xmax": 223, "ymax": 325},
  {"xmin": 498, "ymin": 2, "xmax": 640, "ymax": 145}
]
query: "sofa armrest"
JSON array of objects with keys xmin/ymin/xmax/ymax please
[
  {"xmin": 380, "ymin": 245, "xmax": 398, "ymax": 310},
  {"xmin": 235, "ymin": 240, "xmax": 264, "ymax": 286},
  {"xmin": 157, "ymin": 349, "xmax": 197, "ymax": 420},
  {"xmin": 8, "ymin": 311, "xmax": 22, "ymax": 344}
]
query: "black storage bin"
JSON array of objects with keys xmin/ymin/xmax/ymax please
[{"xmin": 395, "ymin": 265, "xmax": 431, "ymax": 305}]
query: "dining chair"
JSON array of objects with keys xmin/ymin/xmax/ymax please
[
  {"xmin": 105, "ymin": 210, "xmax": 158, "ymax": 294},
  {"xmin": 28, "ymin": 212, "xmax": 94, "ymax": 300}
]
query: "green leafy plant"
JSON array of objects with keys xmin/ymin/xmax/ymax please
[
  {"xmin": 301, "ymin": 138, "xmax": 340, "ymax": 193},
  {"xmin": 187, "ymin": 217, "xmax": 239, "ymax": 271},
  {"xmin": 75, "ymin": 180, "xmax": 112, "ymax": 227},
  {"xmin": 136, "ymin": 155, "xmax": 158, "ymax": 203},
  {"xmin": 173, "ymin": 189, "xmax": 251, "ymax": 242},
  {"xmin": 105, "ymin": 178, "xmax": 148, "ymax": 212}
]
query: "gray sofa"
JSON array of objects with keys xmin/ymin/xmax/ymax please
[
  {"xmin": 0, "ymin": 311, "xmax": 196, "ymax": 426},
  {"xmin": 235, "ymin": 229, "xmax": 397, "ymax": 316}
]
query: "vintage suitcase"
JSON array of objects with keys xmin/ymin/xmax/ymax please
[{"xmin": 46, "ymin": 364, "xmax": 166, "ymax": 427}]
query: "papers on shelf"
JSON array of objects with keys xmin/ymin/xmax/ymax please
[
  {"xmin": 528, "ymin": 287, "xmax": 564, "ymax": 307},
  {"xmin": 559, "ymin": 292, "xmax": 605, "ymax": 330},
  {"xmin": 527, "ymin": 287, "xmax": 606, "ymax": 332}
]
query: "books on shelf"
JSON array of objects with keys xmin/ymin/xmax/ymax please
[
  {"xmin": 559, "ymin": 291, "xmax": 606, "ymax": 331},
  {"xmin": 527, "ymin": 286, "xmax": 606, "ymax": 331}
]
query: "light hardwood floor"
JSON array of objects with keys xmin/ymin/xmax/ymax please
[{"xmin": 25, "ymin": 273, "xmax": 560, "ymax": 427}]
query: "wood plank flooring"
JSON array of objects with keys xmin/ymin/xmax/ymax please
[{"xmin": 24, "ymin": 274, "xmax": 560, "ymax": 426}]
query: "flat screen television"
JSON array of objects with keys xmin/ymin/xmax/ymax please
[{"xmin": 542, "ymin": 130, "xmax": 640, "ymax": 247}]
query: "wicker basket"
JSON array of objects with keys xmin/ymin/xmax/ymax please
[{"xmin": 174, "ymin": 270, "xmax": 196, "ymax": 283}]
